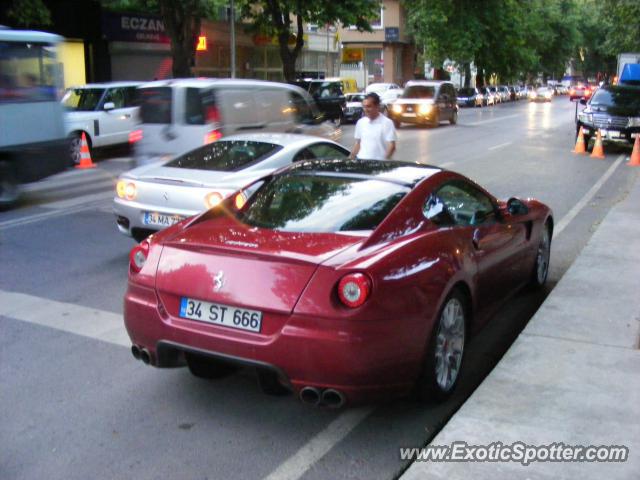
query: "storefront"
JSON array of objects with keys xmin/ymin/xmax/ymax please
[{"xmin": 101, "ymin": 12, "xmax": 172, "ymax": 81}]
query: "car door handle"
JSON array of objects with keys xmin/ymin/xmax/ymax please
[{"xmin": 472, "ymin": 229, "xmax": 481, "ymax": 250}]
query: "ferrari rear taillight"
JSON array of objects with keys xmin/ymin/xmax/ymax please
[
  {"xmin": 129, "ymin": 241, "xmax": 150, "ymax": 273},
  {"xmin": 337, "ymin": 273, "xmax": 371, "ymax": 308}
]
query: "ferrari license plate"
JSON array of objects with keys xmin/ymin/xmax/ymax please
[
  {"xmin": 179, "ymin": 297, "xmax": 262, "ymax": 333},
  {"xmin": 143, "ymin": 211, "xmax": 184, "ymax": 227}
]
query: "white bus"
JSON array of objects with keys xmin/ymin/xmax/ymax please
[{"xmin": 0, "ymin": 26, "xmax": 68, "ymax": 208}]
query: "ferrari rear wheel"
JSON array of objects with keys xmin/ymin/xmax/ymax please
[
  {"xmin": 531, "ymin": 222, "xmax": 552, "ymax": 287},
  {"xmin": 418, "ymin": 289, "xmax": 467, "ymax": 402},
  {"xmin": 186, "ymin": 353, "xmax": 238, "ymax": 379}
]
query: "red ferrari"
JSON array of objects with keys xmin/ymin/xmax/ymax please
[{"xmin": 124, "ymin": 159, "xmax": 553, "ymax": 407}]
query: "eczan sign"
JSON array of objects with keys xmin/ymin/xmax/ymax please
[
  {"xmin": 102, "ymin": 12, "xmax": 170, "ymax": 43},
  {"xmin": 121, "ymin": 16, "xmax": 165, "ymax": 33}
]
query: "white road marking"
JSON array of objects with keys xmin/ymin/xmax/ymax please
[
  {"xmin": 0, "ymin": 193, "xmax": 112, "ymax": 230},
  {"xmin": 488, "ymin": 142, "xmax": 512, "ymax": 150},
  {"xmin": 262, "ymin": 407, "xmax": 375, "ymax": 480},
  {"xmin": 0, "ymin": 290, "xmax": 129, "ymax": 347},
  {"xmin": 42, "ymin": 191, "xmax": 114, "ymax": 210},
  {"xmin": 554, "ymin": 154, "xmax": 625, "ymax": 238},
  {"xmin": 22, "ymin": 169, "xmax": 114, "ymax": 192},
  {"xmin": 466, "ymin": 113, "xmax": 521, "ymax": 126}
]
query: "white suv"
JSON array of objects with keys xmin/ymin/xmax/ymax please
[{"xmin": 62, "ymin": 81, "xmax": 142, "ymax": 164}]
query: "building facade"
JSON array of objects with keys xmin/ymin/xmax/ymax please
[{"xmin": 338, "ymin": 0, "xmax": 415, "ymax": 90}]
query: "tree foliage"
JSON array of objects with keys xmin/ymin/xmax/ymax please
[
  {"xmin": 404, "ymin": 0, "xmax": 582, "ymax": 85},
  {"xmin": 5, "ymin": 0, "xmax": 52, "ymax": 27}
]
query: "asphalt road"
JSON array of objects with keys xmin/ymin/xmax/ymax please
[{"xmin": 1, "ymin": 97, "xmax": 636, "ymax": 480}]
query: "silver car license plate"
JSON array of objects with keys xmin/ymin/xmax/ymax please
[{"xmin": 143, "ymin": 212, "xmax": 184, "ymax": 227}]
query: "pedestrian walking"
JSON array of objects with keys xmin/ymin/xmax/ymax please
[{"xmin": 349, "ymin": 92, "xmax": 397, "ymax": 160}]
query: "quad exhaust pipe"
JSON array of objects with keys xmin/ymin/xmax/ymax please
[{"xmin": 299, "ymin": 386, "xmax": 346, "ymax": 408}]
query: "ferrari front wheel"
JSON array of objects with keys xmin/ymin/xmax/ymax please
[
  {"xmin": 418, "ymin": 290, "xmax": 467, "ymax": 402},
  {"xmin": 531, "ymin": 222, "xmax": 552, "ymax": 288}
]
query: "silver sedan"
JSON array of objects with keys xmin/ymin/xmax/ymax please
[{"xmin": 113, "ymin": 133, "xmax": 350, "ymax": 242}]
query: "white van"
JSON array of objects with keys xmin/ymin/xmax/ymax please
[{"xmin": 132, "ymin": 78, "xmax": 340, "ymax": 165}]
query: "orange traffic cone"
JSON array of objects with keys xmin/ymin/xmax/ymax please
[
  {"xmin": 573, "ymin": 127, "xmax": 587, "ymax": 154},
  {"xmin": 629, "ymin": 135, "xmax": 640, "ymax": 167},
  {"xmin": 75, "ymin": 132, "xmax": 96, "ymax": 169},
  {"xmin": 590, "ymin": 129, "xmax": 605, "ymax": 159}
]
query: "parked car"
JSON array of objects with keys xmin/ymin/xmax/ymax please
[
  {"xmin": 529, "ymin": 87, "xmax": 553, "ymax": 102},
  {"xmin": 456, "ymin": 87, "xmax": 483, "ymax": 107},
  {"xmin": 62, "ymin": 81, "xmax": 142, "ymax": 164},
  {"xmin": 498, "ymin": 85, "xmax": 511, "ymax": 101},
  {"xmin": 132, "ymin": 79, "xmax": 340, "ymax": 166},
  {"xmin": 115, "ymin": 133, "xmax": 349, "ymax": 242},
  {"xmin": 387, "ymin": 80, "xmax": 458, "ymax": 128},
  {"xmin": 123, "ymin": 159, "xmax": 553, "ymax": 406},
  {"xmin": 576, "ymin": 84, "xmax": 640, "ymax": 149},
  {"xmin": 508, "ymin": 86, "xmax": 518, "ymax": 101},
  {"xmin": 343, "ymin": 93, "xmax": 366, "ymax": 123},
  {"xmin": 292, "ymin": 79, "xmax": 347, "ymax": 124},
  {"xmin": 479, "ymin": 86, "xmax": 496, "ymax": 106},
  {"xmin": 365, "ymin": 82, "xmax": 404, "ymax": 109},
  {"xmin": 488, "ymin": 86, "xmax": 501, "ymax": 103}
]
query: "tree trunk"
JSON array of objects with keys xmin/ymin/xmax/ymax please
[
  {"xmin": 463, "ymin": 62, "xmax": 472, "ymax": 87},
  {"xmin": 476, "ymin": 65, "xmax": 485, "ymax": 87},
  {"xmin": 159, "ymin": 0, "xmax": 201, "ymax": 78}
]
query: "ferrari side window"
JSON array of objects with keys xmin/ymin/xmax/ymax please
[
  {"xmin": 423, "ymin": 194, "xmax": 454, "ymax": 225},
  {"xmin": 433, "ymin": 182, "xmax": 496, "ymax": 227}
]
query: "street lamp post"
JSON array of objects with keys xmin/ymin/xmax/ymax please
[{"xmin": 230, "ymin": 0, "xmax": 236, "ymax": 78}]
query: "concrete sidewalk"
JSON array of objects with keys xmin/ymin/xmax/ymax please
[{"xmin": 401, "ymin": 169, "xmax": 640, "ymax": 479}]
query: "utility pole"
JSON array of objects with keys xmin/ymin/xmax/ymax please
[{"xmin": 230, "ymin": 0, "xmax": 236, "ymax": 78}]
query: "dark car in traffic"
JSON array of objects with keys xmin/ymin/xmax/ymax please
[
  {"xmin": 291, "ymin": 79, "xmax": 346, "ymax": 125},
  {"xmin": 456, "ymin": 87, "xmax": 483, "ymax": 107},
  {"xmin": 576, "ymin": 84, "xmax": 640, "ymax": 148},
  {"xmin": 387, "ymin": 80, "xmax": 458, "ymax": 128}
]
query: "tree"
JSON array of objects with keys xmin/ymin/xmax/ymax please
[
  {"xmin": 404, "ymin": 0, "xmax": 581, "ymax": 86},
  {"xmin": 3, "ymin": 0, "xmax": 51, "ymax": 27},
  {"xmin": 237, "ymin": 0, "xmax": 381, "ymax": 82}
]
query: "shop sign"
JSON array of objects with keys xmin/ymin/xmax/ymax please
[
  {"xmin": 102, "ymin": 12, "xmax": 170, "ymax": 43},
  {"xmin": 342, "ymin": 48, "xmax": 364, "ymax": 63}
]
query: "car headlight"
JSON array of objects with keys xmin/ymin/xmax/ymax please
[
  {"xmin": 418, "ymin": 104, "xmax": 433, "ymax": 115},
  {"xmin": 628, "ymin": 117, "xmax": 640, "ymax": 127},
  {"xmin": 391, "ymin": 104, "xmax": 403, "ymax": 114},
  {"xmin": 545, "ymin": 92, "xmax": 552, "ymax": 98},
  {"xmin": 117, "ymin": 180, "xmax": 137, "ymax": 201}
]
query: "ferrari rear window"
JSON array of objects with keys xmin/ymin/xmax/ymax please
[
  {"xmin": 238, "ymin": 174, "xmax": 409, "ymax": 232},
  {"xmin": 166, "ymin": 140, "xmax": 282, "ymax": 171}
]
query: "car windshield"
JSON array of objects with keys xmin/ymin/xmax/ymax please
[
  {"xmin": 238, "ymin": 173, "xmax": 410, "ymax": 232},
  {"xmin": 62, "ymin": 88, "xmax": 105, "ymax": 111},
  {"xmin": 402, "ymin": 86, "xmax": 435, "ymax": 99},
  {"xmin": 346, "ymin": 94, "xmax": 365, "ymax": 102},
  {"xmin": 458, "ymin": 88, "xmax": 476, "ymax": 96},
  {"xmin": 165, "ymin": 140, "xmax": 282, "ymax": 172},
  {"xmin": 590, "ymin": 88, "xmax": 640, "ymax": 109}
]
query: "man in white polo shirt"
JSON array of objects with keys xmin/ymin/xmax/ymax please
[{"xmin": 349, "ymin": 92, "xmax": 397, "ymax": 160}]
